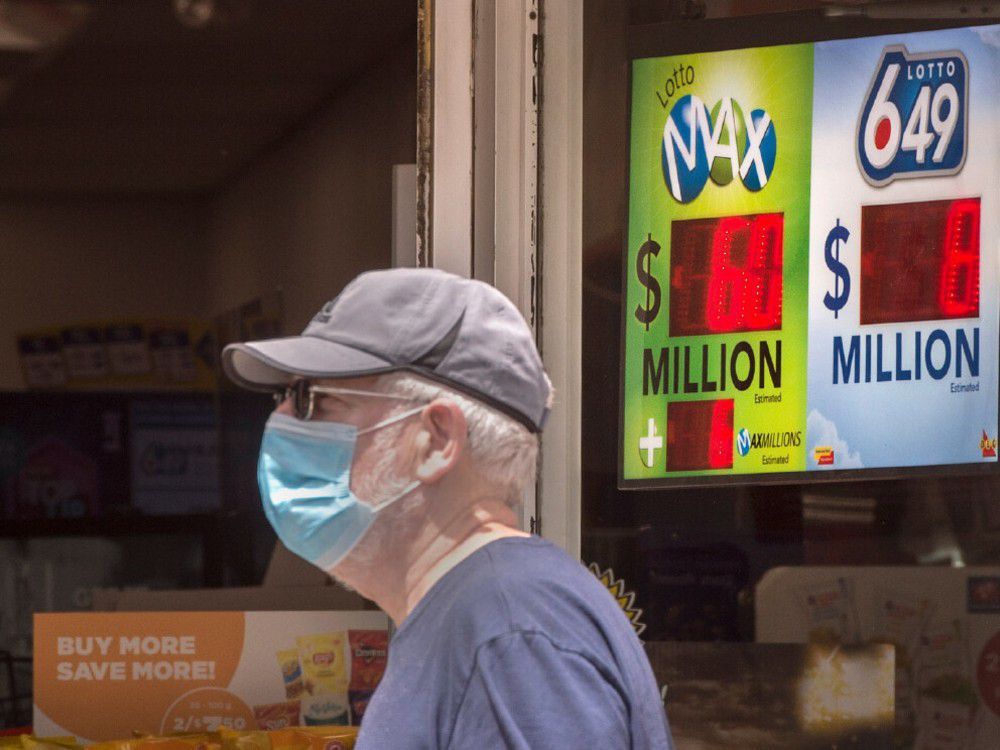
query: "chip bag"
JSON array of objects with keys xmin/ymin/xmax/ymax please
[
  {"xmin": 276, "ymin": 649, "xmax": 305, "ymax": 700},
  {"xmin": 219, "ymin": 730, "xmax": 270, "ymax": 750},
  {"xmin": 133, "ymin": 735, "xmax": 221, "ymax": 750},
  {"xmin": 347, "ymin": 631, "xmax": 387, "ymax": 691},
  {"xmin": 253, "ymin": 701, "xmax": 301, "ymax": 732},
  {"xmin": 4, "ymin": 739, "xmax": 80, "ymax": 750},
  {"xmin": 268, "ymin": 727, "xmax": 358, "ymax": 750},
  {"xmin": 301, "ymin": 693, "xmax": 350, "ymax": 726},
  {"xmin": 296, "ymin": 633, "xmax": 348, "ymax": 694}
]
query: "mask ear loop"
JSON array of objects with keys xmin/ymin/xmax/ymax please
[{"xmin": 356, "ymin": 403, "xmax": 428, "ymax": 512}]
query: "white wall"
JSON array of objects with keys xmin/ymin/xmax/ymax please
[
  {"xmin": 205, "ymin": 37, "xmax": 417, "ymax": 331},
  {"xmin": 0, "ymin": 197, "xmax": 207, "ymax": 389}
]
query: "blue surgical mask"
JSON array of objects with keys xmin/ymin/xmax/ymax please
[{"xmin": 257, "ymin": 406, "xmax": 424, "ymax": 570}]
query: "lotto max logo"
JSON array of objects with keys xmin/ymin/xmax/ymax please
[
  {"xmin": 857, "ymin": 45, "xmax": 968, "ymax": 186},
  {"xmin": 736, "ymin": 428, "xmax": 751, "ymax": 457},
  {"xmin": 661, "ymin": 94, "xmax": 777, "ymax": 203}
]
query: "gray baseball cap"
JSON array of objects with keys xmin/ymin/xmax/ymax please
[{"xmin": 222, "ymin": 268, "xmax": 551, "ymax": 432}]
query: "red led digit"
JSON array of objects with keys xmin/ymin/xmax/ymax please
[
  {"xmin": 939, "ymin": 198, "xmax": 980, "ymax": 318},
  {"xmin": 670, "ymin": 213, "xmax": 784, "ymax": 337},
  {"xmin": 708, "ymin": 399, "xmax": 734, "ymax": 469},
  {"xmin": 861, "ymin": 198, "xmax": 980, "ymax": 324},
  {"xmin": 666, "ymin": 399, "xmax": 734, "ymax": 472},
  {"xmin": 744, "ymin": 214, "xmax": 783, "ymax": 331},
  {"xmin": 707, "ymin": 217, "xmax": 752, "ymax": 333}
]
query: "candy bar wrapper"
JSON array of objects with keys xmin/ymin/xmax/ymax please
[
  {"xmin": 300, "ymin": 693, "xmax": 350, "ymax": 726},
  {"xmin": 253, "ymin": 700, "xmax": 301, "ymax": 731},
  {"xmin": 276, "ymin": 649, "xmax": 306, "ymax": 700},
  {"xmin": 348, "ymin": 689, "xmax": 375, "ymax": 725},
  {"xmin": 296, "ymin": 633, "xmax": 348, "ymax": 694},
  {"xmin": 795, "ymin": 577, "xmax": 860, "ymax": 645},
  {"xmin": 348, "ymin": 630, "xmax": 388, "ymax": 690}
]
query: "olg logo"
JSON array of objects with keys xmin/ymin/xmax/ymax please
[{"xmin": 661, "ymin": 94, "xmax": 777, "ymax": 203}]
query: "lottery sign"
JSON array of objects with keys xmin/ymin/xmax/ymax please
[{"xmin": 622, "ymin": 24, "xmax": 1000, "ymax": 486}]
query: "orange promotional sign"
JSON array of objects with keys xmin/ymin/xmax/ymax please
[{"xmin": 34, "ymin": 610, "xmax": 388, "ymax": 742}]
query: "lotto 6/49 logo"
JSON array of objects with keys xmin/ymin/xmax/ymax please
[
  {"xmin": 857, "ymin": 45, "xmax": 968, "ymax": 186},
  {"xmin": 661, "ymin": 95, "xmax": 776, "ymax": 203}
]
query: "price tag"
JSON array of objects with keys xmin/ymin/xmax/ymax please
[{"xmin": 160, "ymin": 687, "xmax": 255, "ymax": 735}]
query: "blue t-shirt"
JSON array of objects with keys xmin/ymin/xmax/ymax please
[{"xmin": 356, "ymin": 536, "xmax": 673, "ymax": 749}]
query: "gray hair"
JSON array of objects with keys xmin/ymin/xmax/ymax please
[{"xmin": 375, "ymin": 371, "xmax": 539, "ymax": 508}]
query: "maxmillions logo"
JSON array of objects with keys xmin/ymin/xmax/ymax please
[
  {"xmin": 736, "ymin": 428, "xmax": 751, "ymax": 457},
  {"xmin": 662, "ymin": 94, "xmax": 777, "ymax": 203},
  {"xmin": 735, "ymin": 427, "xmax": 802, "ymax": 455}
]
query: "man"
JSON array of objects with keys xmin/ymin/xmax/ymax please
[{"xmin": 223, "ymin": 268, "xmax": 673, "ymax": 749}]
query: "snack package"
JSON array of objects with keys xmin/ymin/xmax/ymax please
[
  {"xmin": 348, "ymin": 689, "xmax": 375, "ymax": 725},
  {"xmin": 301, "ymin": 693, "xmax": 351, "ymax": 726},
  {"xmin": 296, "ymin": 633, "xmax": 348, "ymax": 694},
  {"xmin": 86, "ymin": 741, "xmax": 138, "ymax": 750},
  {"xmin": 276, "ymin": 649, "xmax": 306, "ymax": 699},
  {"xmin": 268, "ymin": 727, "xmax": 358, "ymax": 750},
  {"xmin": 795, "ymin": 578, "xmax": 860, "ymax": 645},
  {"xmin": 4, "ymin": 739, "xmax": 80, "ymax": 750},
  {"xmin": 348, "ymin": 630, "xmax": 388, "ymax": 690},
  {"xmin": 133, "ymin": 735, "xmax": 221, "ymax": 750},
  {"xmin": 253, "ymin": 700, "xmax": 301, "ymax": 732},
  {"xmin": 219, "ymin": 730, "xmax": 270, "ymax": 750}
]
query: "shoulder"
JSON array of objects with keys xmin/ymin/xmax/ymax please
[
  {"xmin": 399, "ymin": 536, "xmax": 635, "ymax": 660},
  {"xmin": 462, "ymin": 537, "xmax": 629, "ymax": 648}
]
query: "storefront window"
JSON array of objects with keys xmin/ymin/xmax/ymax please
[{"xmin": 583, "ymin": 2, "xmax": 1000, "ymax": 746}]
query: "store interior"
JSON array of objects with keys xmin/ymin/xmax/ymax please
[{"xmin": 0, "ymin": 0, "xmax": 416, "ymax": 726}]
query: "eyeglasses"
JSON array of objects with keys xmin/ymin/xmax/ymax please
[{"xmin": 272, "ymin": 379, "xmax": 419, "ymax": 421}]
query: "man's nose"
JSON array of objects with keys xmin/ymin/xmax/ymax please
[{"xmin": 274, "ymin": 395, "xmax": 295, "ymax": 416}]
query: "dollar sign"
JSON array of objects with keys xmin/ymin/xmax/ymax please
[
  {"xmin": 823, "ymin": 219, "xmax": 851, "ymax": 318},
  {"xmin": 635, "ymin": 234, "xmax": 661, "ymax": 330}
]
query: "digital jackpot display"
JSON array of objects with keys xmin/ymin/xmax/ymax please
[
  {"xmin": 621, "ymin": 25, "xmax": 1000, "ymax": 487},
  {"xmin": 860, "ymin": 198, "xmax": 980, "ymax": 324}
]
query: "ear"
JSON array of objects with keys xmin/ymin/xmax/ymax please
[{"xmin": 413, "ymin": 399, "xmax": 467, "ymax": 484}]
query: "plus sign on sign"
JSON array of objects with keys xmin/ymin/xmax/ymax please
[{"xmin": 639, "ymin": 418, "xmax": 663, "ymax": 469}]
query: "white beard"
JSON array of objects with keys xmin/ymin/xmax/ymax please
[{"xmin": 326, "ymin": 420, "xmax": 425, "ymax": 581}]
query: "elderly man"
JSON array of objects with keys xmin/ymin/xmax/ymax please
[{"xmin": 223, "ymin": 268, "xmax": 672, "ymax": 749}]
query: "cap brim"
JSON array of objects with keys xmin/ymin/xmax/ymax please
[{"xmin": 222, "ymin": 335, "xmax": 393, "ymax": 391}]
